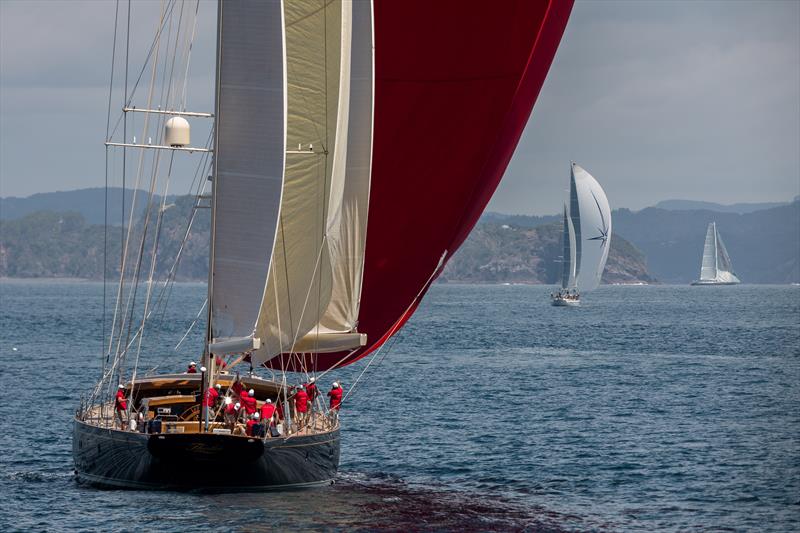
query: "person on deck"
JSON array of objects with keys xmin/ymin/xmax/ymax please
[
  {"xmin": 114, "ymin": 384, "xmax": 128, "ymax": 428},
  {"xmin": 241, "ymin": 388, "xmax": 257, "ymax": 416},
  {"xmin": 276, "ymin": 396, "xmax": 285, "ymax": 422},
  {"xmin": 260, "ymin": 399, "xmax": 276, "ymax": 427},
  {"xmin": 246, "ymin": 412, "xmax": 261, "ymax": 437},
  {"xmin": 203, "ymin": 383, "xmax": 221, "ymax": 428},
  {"xmin": 306, "ymin": 377, "xmax": 319, "ymax": 405},
  {"xmin": 306, "ymin": 377, "xmax": 319, "ymax": 425},
  {"xmin": 215, "ymin": 355, "xmax": 228, "ymax": 373},
  {"xmin": 327, "ymin": 382, "xmax": 342, "ymax": 421},
  {"xmin": 231, "ymin": 377, "xmax": 244, "ymax": 398},
  {"xmin": 294, "ymin": 385, "xmax": 309, "ymax": 427},
  {"xmin": 186, "ymin": 362, "xmax": 197, "ymax": 374},
  {"xmin": 224, "ymin": 400, "xmax": 240, "ymax": 429}
]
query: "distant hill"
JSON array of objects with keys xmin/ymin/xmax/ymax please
[
  {"xmin": 0, "ymin": 188, "xmax": 161, "ymax": 225},
  {"xmin": 0, "ymin": 196, "xmax": 652, "ymax": 284},
  {"xmin": 653, "ymin": 199, "xmax": 792, "ymax": 214},
  {"xmin": 441, "ymin": 222, "xmax": 654, "ymax": 285},
  {"xmin": 612, "ymin": 202, "xmax": 799, "ymax": 283},
  {"xmin": 0, "ymin": 195, "xmax": 208, "ymax": 280},
  {"xmin": 1, "ymin": 188, "xmax": 797, "ymax": 283}
]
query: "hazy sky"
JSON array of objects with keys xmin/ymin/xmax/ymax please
[{"xmin": 1, "ymin": 0, "xmax": 798, "ymax": 215}]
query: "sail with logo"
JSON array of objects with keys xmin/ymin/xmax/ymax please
[
  {"xmin": 552, "ymin": 163, "xmax": 612, "ymax": 306},
  {"xmin": 74, "ymin": 0, "xmax": 574, "ymax": 490}
]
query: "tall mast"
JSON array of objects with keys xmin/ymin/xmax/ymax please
[{"xmin": 201, "ymin": 0, "xmax": 224, "ymax": 425}]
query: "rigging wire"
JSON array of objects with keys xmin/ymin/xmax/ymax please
[
  {"xmin": 108, "ymin": 0, "xmax": 170, "ymax": 395},
  {"xmin": 106, "ymin": 0, "xmax": 179, "ymax": 141},
  {"xmin": 100, "ymin": 0, "xmax": 121, "ymax": 403}
]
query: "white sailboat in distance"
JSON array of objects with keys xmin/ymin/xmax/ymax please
[
  {"xmin": 691, "ymin": 222, "xmax": 741, "ymax": 285},
  {"xmin": 552, "ymin": 163, "xmax": 612, "ymax": 306}
]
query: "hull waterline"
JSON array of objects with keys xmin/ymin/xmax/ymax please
[{"xmin": 551, "ymin": 298, "xmax": 580, "ymax": 307}]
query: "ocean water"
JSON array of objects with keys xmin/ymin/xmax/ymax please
[{"xmin": 0, "ymin": 281, "xmax": 798, "ymax": 531}]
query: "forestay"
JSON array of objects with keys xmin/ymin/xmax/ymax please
[{"xmin": 209, "ymin": 0, "xmax": 286, "ymax": 348}]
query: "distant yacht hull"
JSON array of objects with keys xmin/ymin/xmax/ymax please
[
  {"xmin": 690, "ymin": 280, "xmax": 740, "ymax": 286},
  {"xmin": 551, "ymin": 297, "xmax": 580, "ymax": 307},
  {"xmin": 73, "ymin": 418, "xmax": 339, "ymax": 491}
]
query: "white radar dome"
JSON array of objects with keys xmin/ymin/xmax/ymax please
[{"xmin": 165, "ymin": 116, "xmax": 190, "ymax": 147}]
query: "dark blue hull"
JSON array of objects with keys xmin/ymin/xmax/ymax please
[{"xmin": 73, "ymin": 418, "xmax": 340, "ymax": 491}]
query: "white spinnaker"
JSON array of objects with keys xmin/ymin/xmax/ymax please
[
  {"xmin": 572, "ymin": 163, "xmax": 612, "ymax": 292},
  {"xmin": 295, "ymin": 0, "xmax": 373, "ymax": 353},
  {"xmin": 253, "ymin": 0, "xmax": 346, "ymax": 364},
  {"xmin": 699, "ymin": 222, "xmax": 717, "ymax": 281},
  {"xmin": 210, "ymin": 0, "xmax": 286, "ymax": 343}
]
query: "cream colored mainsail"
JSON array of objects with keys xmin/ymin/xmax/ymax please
[
  {"xmin": 295, "ymin": 0, "xmax": 373, "ymax": 353},
  {"xmin": 253, "ymin": 0, "xmax": 373, "ymax": 364}
]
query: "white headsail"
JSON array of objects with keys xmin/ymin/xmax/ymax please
[
  {"xmin": 559, "ymin": 163, "xmax": 612, "ymax": 293},
  {"xmin": 209, "ymin": 0, "xmax": 287, "ymax": 352}
]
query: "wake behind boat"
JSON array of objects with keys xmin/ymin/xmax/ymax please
[
  {"xmin": 691, "ymin": 222, "xmax": 741, "ymax": 285},
  {"xmin": 551, "ymin": 163, "xmax": 612, "ymax": 306}
]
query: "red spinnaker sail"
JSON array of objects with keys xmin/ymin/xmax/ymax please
[{"xmin": 275, "ymin": 0, "xmax": 573, "ymax": 372}]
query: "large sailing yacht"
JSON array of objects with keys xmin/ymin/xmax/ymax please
[
  {"xmin": 552, "ymin": 163, "xmax": 612, "ymax": 306},
  {"xmin": 691, "ymin": 222, "xmax": 741, "ymax": 285},
  {"xmin": 73, "ymin": 0, "xmax": 573, "ymax": 490}
]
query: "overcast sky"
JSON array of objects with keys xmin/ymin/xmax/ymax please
[{"xmin": 1, "ymin": 0, "xmax": 798, "ymax": 215}]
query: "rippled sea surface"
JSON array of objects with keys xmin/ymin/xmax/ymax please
[{"xmin": 0, "ymin": 281, "xmax": 798, "ymax": 531}]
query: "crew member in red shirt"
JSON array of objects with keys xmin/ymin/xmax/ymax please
[
  {"xmin": 294, "ymin": 385, "xmax": 309, "ymax": 428},
  {"xmin": 305, "ymin": 377, "xmax": 319, "ymax": 425},
  {"xmin": 328, "ymin": 382, "xmax": 343, "ymax": 421},
  {"xmin": 276, "ymin": 397, "xmax": 285, "ymax": 421},
  {"xmin": 186, "ymin": 361, "xmax": 197, "ymax": 374},
  {"xmin": 224, "ymin": 400, "xmax": 240, "ymax": 429},
  {"xmin": 260, "ymin": 399, "xmax": 277, "ymax": 427},
  {"xmin": 203, "ymin": 383, "xmax": 221, "ymax": 428},
  {"xmin": 306, "ymin": 377, "xmax": 319, "ymax": 404},
  {"xmin": 215, "ymin": 355, "xmax": 228, "ymax": 373},
  {"xmin": 246, "ymin": 412, "xmax": 261, "ymax": 437},
  {"xmin": 115, "ymin": 384, "xmax": 128, "ymax": 428},
  {"xmin": 241, "ymin": 388, "xmax": 257, "ymax": 416}
]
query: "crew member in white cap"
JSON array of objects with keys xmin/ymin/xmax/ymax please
[
  {"xmin": 294, "ymin": 384, "xmax": 309, "ymax": 428},
  {"xmin": 260, "ymin": 399, "xmax": 277, "ymax": 430},
  {"xmin": 224, "ymin": 400, "xmax": 240, "ymax": 429},
  {"xmin": 241, "ymin": 388, "xmax": 257, "ymax": 416},
  {"xmin": 203, "ymin": 383, "xmax": 222, "ymax": 429},
  {"xmin": 186, "ymin": 361, "xmax": 197, "ymax": 374},
  {"xmin": 328, "ymin": 382, "xmax": 343, "ymax": 422},
  {"xmin": 114, "ymin": 384, "xmax": 128, "ymax": 428},
  {"xmin": 247, "ymin": 412, "xmax": 262, "ymax": 437},
  {"xmin": 305, "ymin": 377, "xmax": 319, "ymax": 425}
]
